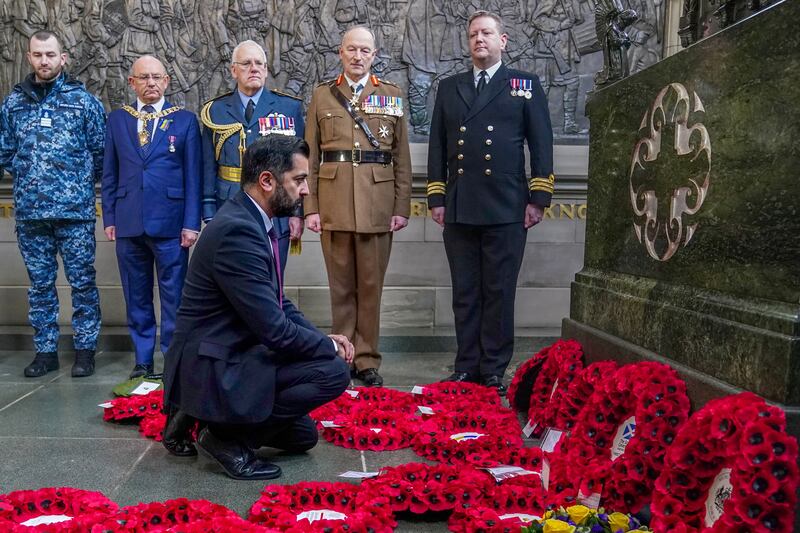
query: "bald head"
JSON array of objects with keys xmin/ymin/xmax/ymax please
[
  {"xmin": 128, "ymin": 55, "xmax": 169, "ymax": 104},
  {"xmin": 339, "ymin": 26, "xmax": 377, "ymax": 81}
]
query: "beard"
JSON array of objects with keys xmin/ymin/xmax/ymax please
[
  {"xmin": 269, "ymin": 181, "xmax": 301, "ymax": 218},
  {"xmin": 35, "ymin": 64, "xmax": 62, "ymax": 83}
]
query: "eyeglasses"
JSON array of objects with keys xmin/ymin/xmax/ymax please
[
  {"xmin": 132, "ymin": 74, "xmax": 166, "ymax": 81},
  {"xmin": 233, "ymin": 60, "xmax": 266, "ymax": 69}
]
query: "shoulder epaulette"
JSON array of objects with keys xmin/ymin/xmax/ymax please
[
  {"xmin": 202, "ymin": 91, "xmax": 234, "ymax": 107},
  {"xmin": 378, "ymin": 78, "xmax": 399, "ymax": 88},
  {"xmin": 271, "ymin": 89, "xmax": 302, "ymax": 101}
]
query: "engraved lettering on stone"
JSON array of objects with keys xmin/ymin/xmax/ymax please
[{"xmin": 629, "ymin": 82, "xmax": 711, "ymax": 262}]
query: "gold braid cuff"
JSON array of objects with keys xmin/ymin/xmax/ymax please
[{"xmin": 200, "ymin": 101, "xmax": 247, "ymax": 167}]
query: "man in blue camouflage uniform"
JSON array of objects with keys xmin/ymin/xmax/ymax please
[
  {"xmin": 0, "ymin": 31, "xmax": 105, "ymax": 378},
  {"xmin": 200, "ymin": 40, "xmax": 305, "ymax": 275}
]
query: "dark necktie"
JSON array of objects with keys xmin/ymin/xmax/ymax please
[
  {"xmin": 476, "ymin": 71, "xmax": 487, "ymax": 95},
  {"xmin": 141, "ymin": 104, "xmax": 155, "ymax": 154},
  {"xmin": 267, "ymin": 227, "xmax": 283, "ymax": 308},
  {"xmin": 352, "ymin": 83, "xmax": 363, "ymax": 95},
  {"xmin": 245, "ymin": 98, "xmax": 255, "ymax": 123}
]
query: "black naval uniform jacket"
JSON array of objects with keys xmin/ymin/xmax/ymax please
[{"xmin": 427, "ymin": 63, "xmax": 555, "ymax": 223}]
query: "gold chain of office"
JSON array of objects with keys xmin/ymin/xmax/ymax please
[{"xmin": 122, "ymin": 105, "xmax": 183, "ymax": 146}]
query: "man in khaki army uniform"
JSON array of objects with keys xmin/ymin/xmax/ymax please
[{"xmin": 305, "ymin": 26, "xmax": 412, "ymax": 387}]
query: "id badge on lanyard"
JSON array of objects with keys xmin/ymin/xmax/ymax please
[{"xmin": 40, "ymin": 108, "xmax": 53, "ymax": 128}]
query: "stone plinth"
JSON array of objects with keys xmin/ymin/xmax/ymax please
[{"xmin": 564, "ymin": 0, "xmax": 798, "ymax": 409}]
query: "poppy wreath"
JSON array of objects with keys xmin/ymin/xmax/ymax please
[
  {"xmin": 455, "ymin": 473, "xmax": 547, "ymax": 526},
  {"xmin": 413, "ymin": 382, "xmax": 502, "ymax": 407},
  {"xmin": 318, "ymin": 406, "xmax": 419, "ymax": 451},
  {"xmin": 465, "ymin": 446, "xmax": 544, "ymax": 471},
  {"xmin": 542, "ymin": 361, "xmax": 619, "ymax": 435},
  {"xmin": 650, "ymin": 392, "xmax": 798, "ymax": 533},
  {"xmin": 309, "ymin": 387, "xmax": 417, "ymax": 422},
  {"xmin": 103, "ymin": 391, "xmax": 164, "ymax": 422},
  {"xmin": 165, "ymin": 515, "xmax": 272, "ymax": 532},
  {"xmin": 139, "ymin": 413, "xmax": 167, "ymax": 442},
  {"xmin": 248, "ymin": 481, "xmax": 396, "ymax": 533},
  {"xmin": 525, "ymin": 339, "xmax": 584, "ymax": 438},
  {"xmin": 0, "ymin": 487, "xmax": 118, "ymax": 532},
  {"xmin": 360, "ymin": 462, "xmax": 493, "ymax": 515},
  {"xmin": 447, "ymin": 506, "xmax": 543, "ymax": 533},
  {"xmin": 548, "ymin": 361, "xmax": 690, "ymax": 513},
  {"xmin": 506, "ymin": 345, "xmax": 550, "ymax": 412},
  {"xmin": 92, "ymin": 499, "xmax": 240, "ymax": 531},
  {"xmin": 412, "ymin": 410, "xmax": 523, "ymax": 464}
]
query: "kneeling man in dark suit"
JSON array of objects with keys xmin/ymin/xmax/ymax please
[{"xmin": 163, "ymin": 135, "xmax": 353, "ymax": 480}]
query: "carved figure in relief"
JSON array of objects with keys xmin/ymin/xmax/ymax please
[{"xmin": 594, "ymin": 0, "xmax": 637, "ymax": 85}]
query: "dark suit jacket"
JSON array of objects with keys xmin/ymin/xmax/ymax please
[
  {"xmin": 163, "ymin": 190, "xmax": 335, "ymax": 424},
  {"xmin": 427, "ymin": 64, "xmax": 555, "ymax": 225},
  {"xmin": 101, "ymin": 102, "xmax": 202, "ymax": 237}
]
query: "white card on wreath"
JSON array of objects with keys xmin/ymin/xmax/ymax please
[
  {"xmin": 577, "ymin": 488, "xmax": 602, "ymax": 509},
  {"xmin": 339, "ymin": 471, "xmax": 380, "ymax": 479},
  {"xmin": 541, "ymin": 458, "xmax": 551, "ymax": 491},
  {"xmin": 411, "ymin": 385, "xmax": 426, "ymax": 395},
  {"xmin": 484, "ymin": 465, "xmax": 540, "ymax": 483},
  {"xmin": 344, "ymin": 389, "xmax": 359, "ymax": 398},
  {"xmin": 417, "ymin": 406, "xmax": 435, "ymax": 415},
  {"xmin": 130, "ymin": 381, "xmax": 160, "ymax": 395},
  {"xmin": 538, "ymin": 428, "xmax": 564, "ymax": 453},
  {"xmin": 98, "ymin": 402, "xmax": 113, "ymax": 409},
  {"xmin": 321, "ymin": 421, "xmax": 343, "ymax": 428},
  {"xmin": 522, "ymin": 419, "xmax": 537, "ymax": 438}
]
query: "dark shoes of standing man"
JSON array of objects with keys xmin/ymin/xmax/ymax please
[
  {"xmin": 441, "ymin": 371, "xmax": 507, "ymax": 397},
  {"xmin": 23, "ymin": 349, "xmax": 96, "ymax": 378}
]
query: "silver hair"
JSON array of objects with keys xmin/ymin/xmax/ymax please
[{"xmin": 231, "ymin": 40, "xmax": 267, "ymax": 64}]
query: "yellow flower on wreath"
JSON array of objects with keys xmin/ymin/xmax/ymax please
[
  {"xmin": 608, "ymin": 512, "xmax": 631, "ymax": 532},
  {"xmin": 565, "ymin": 505, "xmax": 593, "ymax": 525},
  {"xmin": 543, "ymin": 519, "xmax": 577, "ymax": 533}
]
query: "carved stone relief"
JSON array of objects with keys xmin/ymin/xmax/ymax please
[{"xmin": 0, "ymin": 0, "xmax": 665, "ymax": 141}]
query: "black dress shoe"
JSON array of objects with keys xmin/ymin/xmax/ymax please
[
  {"xmin": 482, "ymin": 375, "xmax": 507, "ymax": 396},
  {"xmin": 163, "ymin": 408, "xmax": 198, "ymax": 457},
  {"xmin": 24, "ymin": 352, "xmax": 59, "ymax": 378},
  {"xmin": 71, "ymin": 349, "xmax": 95, "ymax": 378},
  {"xmin": 130, "ymin": 363, "xmax": 154, "ymax": 379},
  {"xmin": 355, "ymin": 368, "xmax": 383, "ymax": 387},
  {"xmin": 196, "ymin": 427, "xmax": 282, "ymax": 480},
  {"xmin": 441, "ymin": 372, "xmax": 476, "ymax": 383}
]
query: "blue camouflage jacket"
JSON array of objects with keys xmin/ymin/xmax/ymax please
[{"xmin": 0, "ymin": 72, "xmax": 106, "ymax": 221}]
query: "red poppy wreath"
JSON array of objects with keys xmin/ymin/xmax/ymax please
[
  {"xmin": 507, "ymin": 344, "xmax": 550, "ymax": 412},
  {"xmin": 103, "ymin": 391, "xmax": 164, "ymax": 422},
  {"xmin": 412, "ymin": 409, "xmax": 523, "ymax": 464},
  {"xmin": 317, "ymin": 405, "xmax": 419, "ymax": 451},
  {"xmin": 309, "ymin": 387, "xmax": 417, "ymax": 422},
  {"xmin": 92, "ymin": 498, "xmax": 240, "ymax": 531},
  {"xmin": 650, "ymin": 392, "xmax": 798, "ymax": 533},
  {"xmin": 547, "ymin": 361, "xmax": 691, "ymax": 513},
  {"xmin": 0, "ymin": 487, "xmax": 118, "ymax": 532},
  {"xmin": 248, "ymin": 481, "xmax": 396, "ymax": 533},
  {"xmin": 525, "ymin": 339, "xmax": 584, "ymax": 438},
  {"xmin": 165, "ymin": 515, "xmax": 271, "ymax": 532},
  {"xmin": 447, "ymin": 506, "xmax": 542, "ymax": 533},
  {"xmin": 413, "ymin": 382, "xmax": 502, "ymax": 407},
  {"xmin": 360, "ymin": 462, "xmax": 493, "ymax": 515}
]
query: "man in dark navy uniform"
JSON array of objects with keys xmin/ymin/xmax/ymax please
[
  {"xmin": 200, "ymin": 40, "xmax": 305, "ymax": 275},
  {"xmin": 427, "ymin": 10, "xmax": 555, "ymax": 395}
]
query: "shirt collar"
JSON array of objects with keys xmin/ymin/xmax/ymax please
[
  {"xmin": 238, "ymin": 87, "xmax": 264, "ymax": 110},
  {"xmin": 473, "ymin": 60, "xmax": 503, "ymax": 82},
  {"xmin": 343, "ymin": 73, "xmax": 370, "ymax": 91},
  {"xmin": 244, "ymin": 190, "xmax": 274, "ymax": 236},
  {"xmin": 137, "ymin": 97, "xmax": 165, "ymax": 112}
]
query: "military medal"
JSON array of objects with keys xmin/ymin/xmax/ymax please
[
  {"xmin": 378, "ymin": 125, "xmax": 389, "ymax": 138},
  {"xmin": 168, "ymin": 135, "xmax": 176, "ymax": 153},
  {"xmin": 259, "ymin": 114, "xmax": 296, "ymax": 136},
  {"xmin": 349, "ymin": 93, "xmax": 361, "ymax": 108},
  {"xmin": 510, "ymin": 78, "xmax": 518, "ymax": 97},
  {"xmin": 258, "ymin": 117, "xmax": 269, "ymax": 136},
  {"xmin": 362, "ymin": 95, "xmax": 404, "ymax": 117}
]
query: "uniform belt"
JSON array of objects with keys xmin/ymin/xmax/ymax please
[
  {"xmin": 322, "ymin": 150, "xmax": 392, "ymax": 165},
  {"xmin": 218, "ymin": 165, "xmax": 242, "ymax": 182}
]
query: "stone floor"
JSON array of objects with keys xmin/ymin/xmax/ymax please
[{"xmin": 0, "ymin": 333, "xmax": 556, "ymax": 532}]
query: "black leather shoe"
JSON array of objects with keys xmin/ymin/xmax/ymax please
[
  {"xmin": 355, "ymin": 368, "xmax": 383, "ymax": 387},
  {"xmin": 163, "ymin": 408, "xmax": 198, "ymax": 457},
  {"xmin": 71, "ymin": 349, "xmax": 95, "ymax": 378},
  {"xmin": 130, "ymin": 363, "xmax": 154, "ymax": 379},
  {"xmin": 441, "ymin": 372, "xmax": 477, "ymax": 383},
  {"xmin": 482, "ymin": 375, "xmax": 507, "ymax": 397},
  {"xmin": 196, "ymin": 427, "xmax": 282, "ymax": 480},
  {"xmin": 24, "ymin": 352, "xmax": 59, "ymax": 377}
]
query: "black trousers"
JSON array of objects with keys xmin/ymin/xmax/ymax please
[
  {"xmin": 443, "ymin": 222, "xmax": 527, "ymax": 378},
  {"xmin": 208, "ymin": 355, "xmax": 349, "ymax": 452}
]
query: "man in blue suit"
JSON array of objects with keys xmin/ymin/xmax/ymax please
[
  {"xmin": 200, "ymin": 40, "xmax": 305, "ymax": 275},
  {"xmin": 102, "ymin": 55, "xmax": 202, "ymax": 379},
  {"xmin": 163, "ymin": 135, "xmax": 353, "ymax": 479}
]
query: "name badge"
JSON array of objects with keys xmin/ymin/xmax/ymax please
[{"xmin": 40, "ymin": 110, "xmax": 53, "ymax": 128}]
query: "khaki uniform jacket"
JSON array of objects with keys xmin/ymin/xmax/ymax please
[{"xmin": 305, "ymin": 74, "xmax": 412, "ymax": 233}]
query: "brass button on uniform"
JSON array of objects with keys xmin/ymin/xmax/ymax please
[
  {"xmin": 326, "ymin": 112, "xmax": 332, "ymax": 117},
  {"xmin": 458, "ymin": 168, "xmax": 464, "ymax": 175},
  {"xmin": 485, "ymin": 139, "xmax": 492, "ymax": 146},
  {"xmin": 487, "ymin": 125, "xmax": 494, "ymax": 131},
  {"xmin": 458, "ymin": 139, "xmax": 464, "ymax": 146},
  {"xmin": 457, "ymin": 154, "xmax": 464, "ymax": 160},
  {"xmin": 485, "ymin": 154, "xmax": 491, "ymax": 160},
  {"xmin": 354, "ymin": 141, "xmax": 360, "ymax": 148},
  {"xmin": 354, "ymin": 124, "xmax": 360, "ymax": 129},
  {"xmin": 459, "ymin": 126, "xmax": 466, "ymax": 132},
  {"xmin": 485, "ymin": 169, "xmax": 492, "ymax": 176}
]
